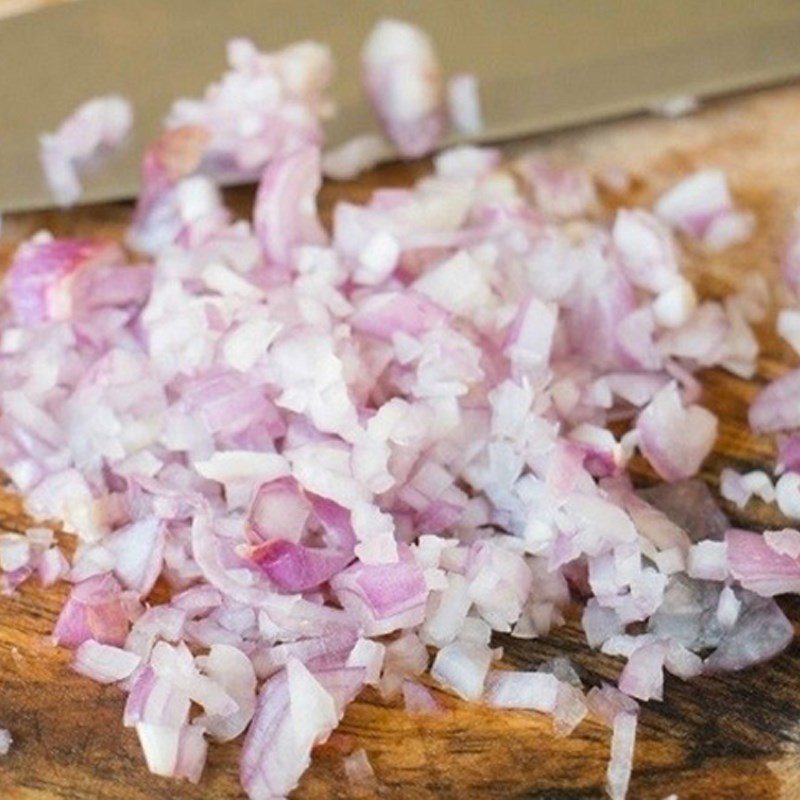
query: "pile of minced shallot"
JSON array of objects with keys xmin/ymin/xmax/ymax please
[{"xmin": 1, "ymin": 19, "xmax": 796, "ymax": 800}]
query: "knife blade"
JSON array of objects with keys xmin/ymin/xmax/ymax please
[{"xmin": 3, "ymin": 0, "xmax": 800, "ymax": 212}]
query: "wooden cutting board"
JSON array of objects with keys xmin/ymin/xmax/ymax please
[{"xmin": 4, "ymin": 5, "xmax": 800, "ymax": 799}]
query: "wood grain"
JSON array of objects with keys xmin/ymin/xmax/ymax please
[{"xmin": 4, "ymin": 7, "xmax": 800, "ymax": 795}]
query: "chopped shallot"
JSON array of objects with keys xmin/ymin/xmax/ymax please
[
  {"xmin": 322, "ymin": 135, "xmax": 387, "ymax": 181},
  {"xmin": 72, "ymin": 640, "xmax": 142, "ymax": 683},
  {"xmin": 655, "ymin": 170, "xmax": 754, "ymax": 251},
  {"xmin": 776, "ymin": 472, "xmax": 800, "ymax": 519},
  {"xmin": 40, "ymin": 95, "xmax": 133, "ymax": 207},
  {"xmin": 344, "ymin": 748, "xmax": 377, "ymax": 790},
  {"xmin": 484, "ymin": 670, "xmax": 559, "ymax": 712},
  {"xmin": 720, "ymin": 468, "xmax": 775, "ymax": 508},
  {"xmin": 447, "ymin": 73, "xmax": 483, "ymax": 136},
  {"xmin": 402, "ymin": 680, "xmax": 442, "ymax": 714},
  {"xmin": 0, "ymin": 22, "xmax": 786, "ymax": 800},
  {"xmin": 607, "ymin": 711, "xmax": 637, "ymax": 800},
  {"xmin": 166, "ymin": 38, "xmax": 334, "ymax": 180},
  {"xmin": 361, "ymin": 19, "xmax": 445, "ymax": 158}
]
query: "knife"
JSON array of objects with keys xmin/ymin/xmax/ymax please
[{"xmin": 3, "ymin": 0, "xmax": 800, "ymax": 212}]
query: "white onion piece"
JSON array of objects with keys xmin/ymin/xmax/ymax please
[
  {"xmin": 331, "ymin": 555, "xmax": 428, "ymax": 636},
  {"xmin": 704, "ymin": 594, "xmax": 792, "ymax": 672},
  {"xmin": 105, "ymin": 517, "xmax": 165, "ymax": 597},
  {"xmin": 652, "ymin": 278, "xmax": 697, "ymax": 329},
  {"xmin": 716, "ymin": 586, "xmax": 741, "ymax": 629},
  {"xmin": 783, "ymin": 210, "xmax": 800, "ymax": 295},
  {"xmin": 253, "ymin": 145, "xmax": 327, "ymax": 267},
  {"xmin": 520, "ymin": 157, "xmax": 597, "ymax": 219},
  {"xmin": 655, "ymin": 169, "xmax": 753, "ymax": 251},
  {"xmin": 240, "ymin": 661, "xmax": 364, "ymax": 800},
  {"xmin": 135, "ymin": 722, "xmax": 207, "ymax": 783},
  {"xmin": 323, "ymin": 135, "xmax": 387, "ymax": 181},
  {"xmin": 765, "ymin": 528, "xmax": 800, "ymax": 559},
  {"xmin": 72, "ymin": 640, "xmax": 141, "ymax": 683},
  {"xmin": 6, "ymin": 237, "xmax": 124, "ymax": 327},
  {"xmin": 53, "ymin": 574, "xmax": 129, "ymax": 648},
  {"xmin": 40, "ymin": 95, "xmax": 133, "ymax": 207},
  {"xmin": 749, "ymin": 369, "xmax": 800, "ymax": 433},
  {"xmin": 0, "ymin": 728, "xmax": 12, "ymax": 756},
  {"xmin": 686, "ymin": 541, "xmax": 728, "ymax": 581},
  {"xmin": 346, "ymin": 638, "xmax": 385, "ymax": 686},
  {"xmin": 402, "ymin": 680, "xmax": 442, "ymax": 714},
  {"xmin": 431, "ymin": 640, "xmax": 492, "ymax": 701},
  {"xmin": 726, "ymin": 528, "xmax": 800, "ymax": 596},
  {"xmin": 484, "ymin": 670, "xmax": 559, "ymax": 712},
  {"xmin": 720, "ymin": 468, "xmax": 775, "ymax": 508},
  {"xmin": 0, "ymin": 534, "xmax": 31, "ymax": 573},
  {"xmin": 37, "ymin": 546, "xmax": 69, "ymax": 587},
  {"xmin": 379, "ymin": 633, "xmax": 429, "ymax": 699},
  {"xmin": 195, "ymin": 644, "xmax": 257, "ymax": 741},
  {"xmin": 195, "ymin": 451, "xmax": 289, "ymax": 484},
  {"xmin": 344, "ymin": 747, "xmax": 377, "ymax": 789},
  {"xmin": 776, "ymin": 472, "xmax": 800, "ymax": 520},
  {"xmin": 128, "ymin": 127, "xmax": 217, "ymax": 255},
  {"xmin": 150, "ymin": 641, "xmax": 238, "ymax": 717},
  {"xmin": 606, "ymin": 712, "xmax": 637, "ymax": 800},
  {"xmin": 421, "ymin": 573, "xmax": 471, "ymax": 647},
  {"xmin": 125, "ymin": 606, "xmax": 186, "ymax": 660},
  {"xmin": 612, "ymin": 209, "xmax": 680, "ymax": 294},
  {"xmin": 777, "ymin": 309, "xmax": 800, "ymax": 356},
  {"xmin": 636, "ymin": 383, "xmax": 717, "ymax": 481},
  {"xmin": 124, "ymin": 666, "xmax": 191, "ymax": 728},
  {"xmin": 618, "ymin": 642, "xmax": 666, "ymax": 701},
  {"xmin": 361, "ymin": 19, "xmax": 445, "ymax": 158},
  {"xmin": 586, "ymin": 684, "xmax": 639, "ymax": 728},
  {"xmin": 447, "ymin": 73, "xmax": 483, "ymax": 136},
  {"xmin": 552, "ymin": 682, "xmax": 588, "ymax": 737}
]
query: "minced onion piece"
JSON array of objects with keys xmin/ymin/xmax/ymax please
[
  {"xmin": 447, "ymin": 73, "xmax": 483, "ymax": 136},
  {"xmin": 402, "ymin": 680, "xmax": 443, "ymax": 714},
  {"xmin": 775, "ymin": 472, "xmax": 800, "ymax": 519},
  {"xmin": 322, "ymin": 135, "xmax": 388, "ymax": 181},
  {"xmin": 343, "ymin": 747, "xmax": 377, "ymax": 790},
  {"xmin": 52, "ymin": 574, "xmax": 130, "ymax": 648},
  {"xmin": 0, "ymin": 728, "xmax": 12, "ymax": 756},
  {"xmin": 361, "ymin": 19, "xmax": 446, "ymax": 158},
  {"xmin": 431, "ymin": 641, "xmax": 493, "ymax": 701},
  {"xmin": 484, "ymin": 670, "xmax": 559, "ymax": 712},
  {"xmin": 72, "ymin": 640, "xmax": 142, "ymax": 683},
  {"xmin": 720, "ymin": 468, "xmax": 775, "ymax": 508},
  {"xmin": 607, "ymin": 711, "xmax": 637, "ymax": 800},
  {"xmin": 165, "ymin": 38, "xmax": 334, "ymax": 180},
  {"xmin": 39, "ymin": 95, "xmax": 133, "ymax": 207},
  {"xmin": 240, "ymin": 661, "xmax": 364, "ymax": 800},
  {"xmin": 135, "ymin": 722, "xmax": 207, "ymax": 783},
  {"xmin": 0, "ymin": 534, "xmax": 31, "ymax": 573},
  {"xmin": 655, "ymin": 169, "xmax": 755, "ymax": 251},
  {"xmin": 194, "ymin": 644, "xmax": 257, "ymax": 741},
  {"xmin": 636, "ymin": 383, "xmax": 717, "ymax": 481},
  {"xmin": 726, "ymin": 528, "xmax": 800, "ymax": 596},
  {"xmin": 0, "ymin": 23, "xmax": 784, "ymax": 800}
]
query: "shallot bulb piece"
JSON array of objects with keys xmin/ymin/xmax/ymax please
[
  {"xmin": 40, "ymin": 95, "xmax": 133, "ymax": 207},
  {"xmin": 655, "ymin": 169, "xmax": 754, "ymax": 251},
  {"xmin": 361, "ymin": 19, "xmax": 446, "ymax": 158}
]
